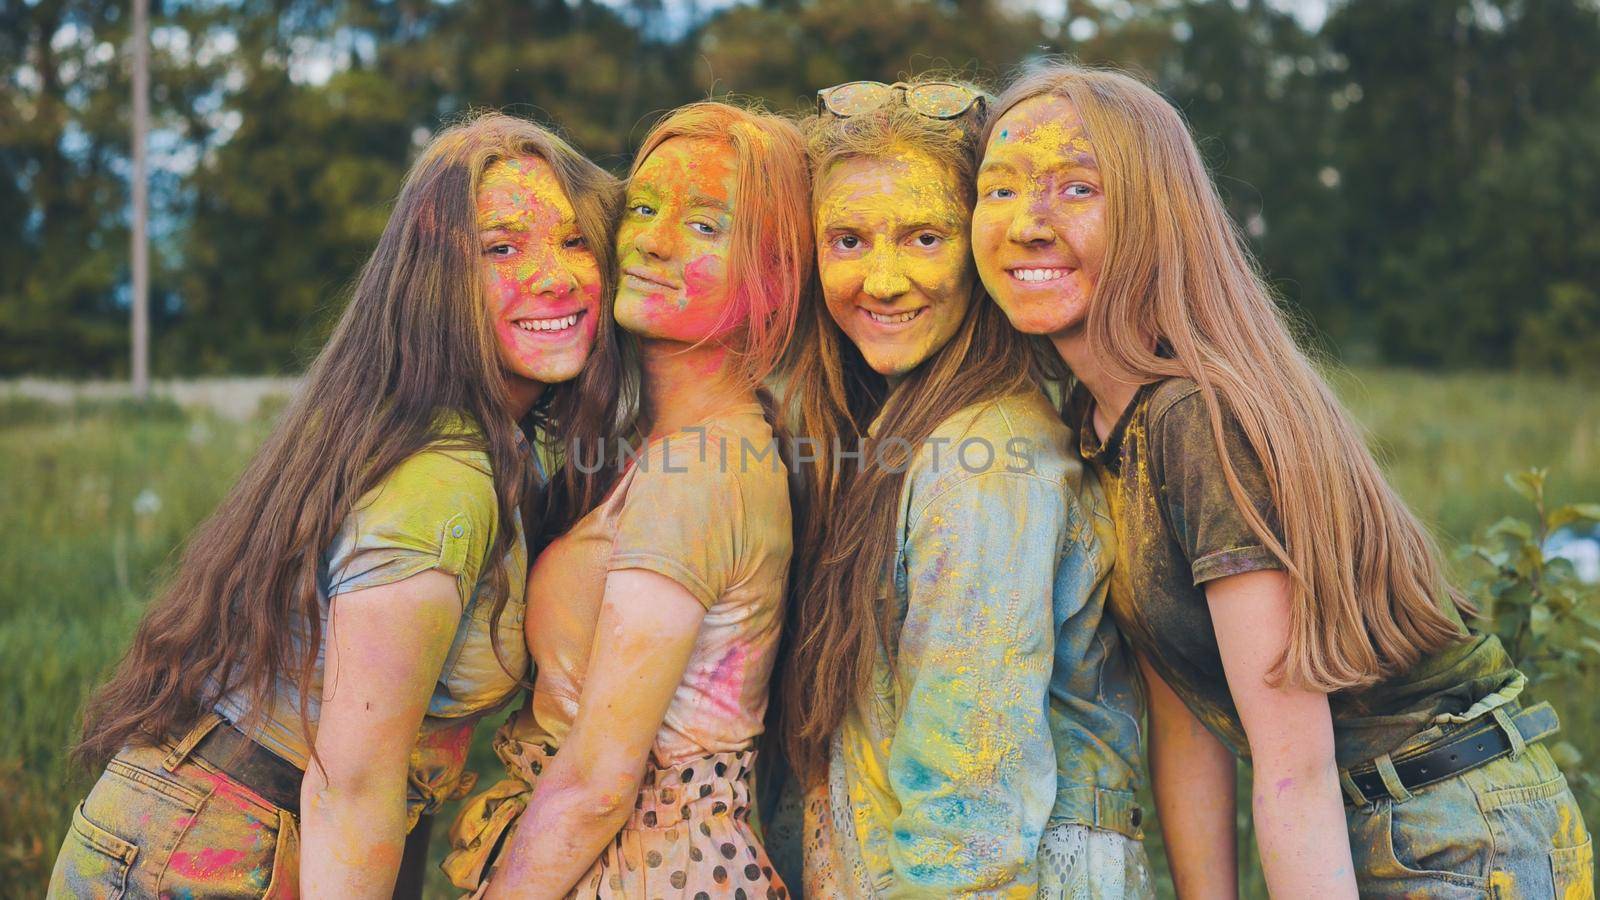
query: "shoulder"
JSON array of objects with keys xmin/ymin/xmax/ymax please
[
  {"xmin": 366, "ymin": 444, "xmax": 494, "ymax": 511},
  {"xmin": 907, "ymin": 389, "xmax": 1076, "ymax": 516},
  {"xmin": 629, "ymin": 408, "xmax": 788, "ymax": 506},
  {"xmin": 1147, "ymin": 376, "xmax": 1205, "ymax": 425}
]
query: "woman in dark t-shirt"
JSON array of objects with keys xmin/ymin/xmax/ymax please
[{"xmin": 970, "ymin": 62, "xmax": 1592, "ymax": 898}]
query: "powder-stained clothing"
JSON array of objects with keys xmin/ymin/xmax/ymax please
[
  {"xmin": 514, "ymin": 401, "xmax": 789, "ymax": 764},
  {"xmin": 808, "ymin": 390, "xmax": 1146, "ymax": 898},
  {"xmin": 212, "ymin": 414, "xmax": 531, "ymax": 826},
  {"xmin": 1074, "ymin": 377, "xmax": 1593, "ymax": 895},
  {"xmin": 50, "ymin": 414, "xmax": 531, "ymax": 899},
  {"xmin": 445, "ymin": 403, "xmax": 792, "ymax": 896},
  {"xmin": 49, "ymin": 717, "xmax": 300, "ymax": 899},
  {"xmin": 1071, "ymin": 377, "xmax": 1521, "ymax": 764}
]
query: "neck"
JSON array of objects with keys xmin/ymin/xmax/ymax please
[
  {"xmin": 505, "ymin": 377, "xmax": 545, "ymax": 422},
  {"xmin": 638, "ymin": 338, "xmax": 750, "ymax": 437},
  {"xmin": 1051, "ymin": 328, "xmax": 1142, "ymax": 442}
]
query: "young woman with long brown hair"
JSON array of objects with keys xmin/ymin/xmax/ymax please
[
  {"xmin": 441, "ymin": 101, "xmax": 811, "ymax": 898},
  {"xmin": 49, "ymin": 112, "xmax": 626, "ymax": 898},
  {"xmin": 777, "ymin": 77, "xmax": 1151, "ymax": 897},
  {"xmin": 974, "ymin": 62, "xmax": 1593, "ymax": 897}
]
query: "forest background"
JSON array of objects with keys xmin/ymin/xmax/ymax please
[{"xmin": 3, "ymin": 0, "xmax": 1599, "ymax": 896}]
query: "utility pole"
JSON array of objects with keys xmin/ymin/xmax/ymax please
[{"xmin": 130, "ymin": 0, "xmax": 150, "ymax": 399}]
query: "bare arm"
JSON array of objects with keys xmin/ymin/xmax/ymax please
[
  {"xmin": 1207, "ymin": 569, "xmax": 1357, "ymax": 898},
  {"xmin": 300, "ymin": 569, "xmax": 460, "ymax": 898},
  {"xmin": 484, "ymin": 568, "xmax": 706, "ymax": 900},
  {"xmin": 1138, "ymin": 652, "xmax": 1238, "ymax": 900}
]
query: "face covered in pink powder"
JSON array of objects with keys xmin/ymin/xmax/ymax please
[
  {"xmin": 476, "ymin": 155, "xmax": 603, "ymax": 390},
  {"xmin": 613, "ymin": 137, "xmax": 741, "ymax": 345}
]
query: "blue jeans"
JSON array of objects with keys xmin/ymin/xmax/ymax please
[
  {"xmin": 47, "ymin": 718, "xmax": 299, "ymax": 899},
  {"xmin": 1346, "ymin": 733, "xmax": 1592, "ymax": 898}
]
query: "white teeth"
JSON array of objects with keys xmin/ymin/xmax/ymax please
[
  {"xmin": 1012, "ymin": 268, "xmax": 1068, "ymax": 283},
  {"xmin": 865, "ymin": 308, "xmax": 922, "ymax": 325},
  {"xmin": 516, "ymin": 313, "xmax": 580, "ymax": 333}
]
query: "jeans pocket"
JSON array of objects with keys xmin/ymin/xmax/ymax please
[
  {"xmin": 159, "ymin": 773, "xmax": 287, "ymax": 898},
  {"xmin": 48, "ymin": 802, "xmax": 140, "ymax": 900},
  {"xmin": 1550, "ymin": 835, "xmax": 1593, "ymax": 900},
  {"xmin": 1348, "ymin": 774, "xmax": 1491, "ymax": 897}
]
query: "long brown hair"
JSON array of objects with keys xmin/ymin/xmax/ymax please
[
  {"xmin": 777, "ymin": 82, "xmax": 1061, "ymax": 781},
  {"xmin": 75, "ymin": 113, "xmax": 625, "ymax": 769},
  {"xmin": 987, "ymin": 62, "xmax": 1468, "ymax": 692}
]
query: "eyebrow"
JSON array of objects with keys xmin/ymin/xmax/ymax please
[{"xmin": 687, "ymin": 191, "xmax": 732, "ymax": 213}]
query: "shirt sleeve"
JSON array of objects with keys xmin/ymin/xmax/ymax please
[
  {"xmin": 325, "ymin": 447, "xmax": 498, "ymax": 608},
  {"xmin": 1149, "ymin": 388, "xmax": 1284, "ymax": 585},
  {"xmin": 884, "ymin": 471, "xmax": 1058, "ymax": 899},
  {"xmin": 608, "ymin": 432, "xmax": 745, "ymax": 609}
]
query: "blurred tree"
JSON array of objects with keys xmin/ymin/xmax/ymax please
[
  {"xmin": 4, "ymin": 0, "xmax": 1599, "ymax": 375},
  {"xmin": 1326, "ymin": 0, "xmax": 1600, "ymax": 366},
  {"xmin": 1, "ymin": 0, "xmax": 134, "ymax": 374}
]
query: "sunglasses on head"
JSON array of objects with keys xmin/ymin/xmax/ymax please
[{"xmin": 816, "ymin": 81, "xmax": 986, "ymax": 120}]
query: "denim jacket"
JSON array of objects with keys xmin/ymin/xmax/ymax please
[{"xmin": 826, "ymin": 388, "xmax": 1145, "ymax": 898}]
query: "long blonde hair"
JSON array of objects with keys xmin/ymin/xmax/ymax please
[{"xmin": 988, "ymin": 63, "xmax": 1469, "ymax": 692}]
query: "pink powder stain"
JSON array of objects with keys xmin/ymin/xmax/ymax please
[
  {"xmin": 703, "ymin": 643, "xmax": 749, "ymax": 717},
  {"xmin": 418, "ymin": 722, "xmax": 474, "ymax": 766},
  {"xmin": 682, "ymin": 254, "xmax": 725, "ymax": 308},
  {"xmin": 169, "ymin": 846, "xmax": 248, "ymax": 876},
  {"xmin": 1273, "ymin": 776, "xmax": 1294, "ymax": 799}
]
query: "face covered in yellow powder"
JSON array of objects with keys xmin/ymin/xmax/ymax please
[
  {"xmin": 614, "ymin": 136, "xmax": 741, "ymax": 345},
  {"xmin": 972, "ymin": 95, "xmax": 1108, "ymax": 338},
  {"xmin": 476, "ymin": 155, "xmax": 603, "ymax": 389},
  {"xmin": 814, "ymin": 145, "xmax": 974, "ymax": 377}
]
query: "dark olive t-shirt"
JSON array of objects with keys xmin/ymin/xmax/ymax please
[{"xmin": 1073, "ymin": 378, "xmax": 1521, "ymax": 766}]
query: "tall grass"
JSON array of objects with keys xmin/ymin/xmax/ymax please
[{"xmin": 1, "ymin": 369, "xmax": 1596, "ymax": 898}]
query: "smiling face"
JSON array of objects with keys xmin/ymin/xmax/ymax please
[
  {"xmin": 814, "ymin": 146, "xmax": 973, "ymax": 376},
  {"xmin": 477, "ymin": 155, "xmax": 602, "ymax": 391},
  {"xmin": 614, "ymin": 137, "xmax": 740, "ymax": 344},
  {"xmin": 972, "ymin": 95, "xmax": 1108, "ymax": 338}
]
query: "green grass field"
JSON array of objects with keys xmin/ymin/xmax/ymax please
[{"xmin": 2, "ymin": 369, "xmax": 1597, "ymax": 898}]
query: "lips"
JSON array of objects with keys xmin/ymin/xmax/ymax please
[
  {"xmin": 1007, "ymin": 266, "xmax": 1073, "ymax": 284},
  {"xmin": 860, "ymin": 306, "xmax": 926, "ymax": 327},
  {"xmin": 509, "ymin": 309, "xmax": 585, "ymax": 334},
  {"xmin": 623, "ymin": 267, "xmax": 680, "ymax": 292}
]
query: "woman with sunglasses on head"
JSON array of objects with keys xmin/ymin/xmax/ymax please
[
  {"xmin": 50, "ymin": 113, "xmax": 625, "ymax": 898},
  {"xmin": 777, "ymin": 76, "xmax": 1152, "ymax": 898},
  {"xmin": 973, "ymin": 62, "xmax": 1592, "ymax": 898},
  {"xmin": 443, "ymin": 101, "xmax": 812, "ymax": 899}
]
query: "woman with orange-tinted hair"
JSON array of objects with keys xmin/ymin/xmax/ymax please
[{"xmin": 443, "ymin": 101, "xmax": 812, "ymax": 898}]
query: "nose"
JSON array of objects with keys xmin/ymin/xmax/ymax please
[
  {"xmin": 633, "ymin": 218, "xmax": 675, "ymax": 262},
  {"xmin": 531, "ymin": 260, "xmax": 578, "ymax": 299},
  {"xmin": 862, "ymin": 249, "xmax": 911, "ymax": 300},
  {"xmin": 1006, "ymin": 193, "xmax": 1055, "ymax": 245}
]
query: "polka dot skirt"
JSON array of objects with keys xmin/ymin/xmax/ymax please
[{"xmin": 445, "ymin": 731, "xmax": 789, "ymax": 899}]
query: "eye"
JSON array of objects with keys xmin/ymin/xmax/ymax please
[
  {"xmin": 914, "ymin": 232, "xmax": 942, "ymax": 248},
  {"xmin": 983, "ymin": 186, "xmax": 1016, "ymax": 201},
  {"xmin": 630, "ymin": 203, "xmax": 656, "ymax": 218},
  {"xmin": 562, "ymin": 235, "xmax": 587, "ymax": 250},
  {"xmin": 1063, "ymin": 183, "xmax": 1096, "ymax": 199},
  {"xmin": 484, "ymin": 243, "xmax": 515, "ymax": 258},
  {"xmin": 831, "ymin": 234, "xmax": 862, "ymax": 251},
  {"xmin": 690, "ymin": 220, "xmax": 719, "ymax": 236}
]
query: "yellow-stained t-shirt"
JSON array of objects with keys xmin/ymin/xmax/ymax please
[
  {"xmin": 511, "ymin": 402, "xmax": 792, "ymax": 766},
  {"xmin": 214, "ymin": 414, "xmax": 531, "ymax": 826}
]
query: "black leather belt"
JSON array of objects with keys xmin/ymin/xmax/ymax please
[
  {"xmin": 1344, "ymin": 702, "xmax": 1559, "ymax": 806},
  {"xmin": 191, "ymin": 719, "xmax": 305, "ymax": 815}
]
